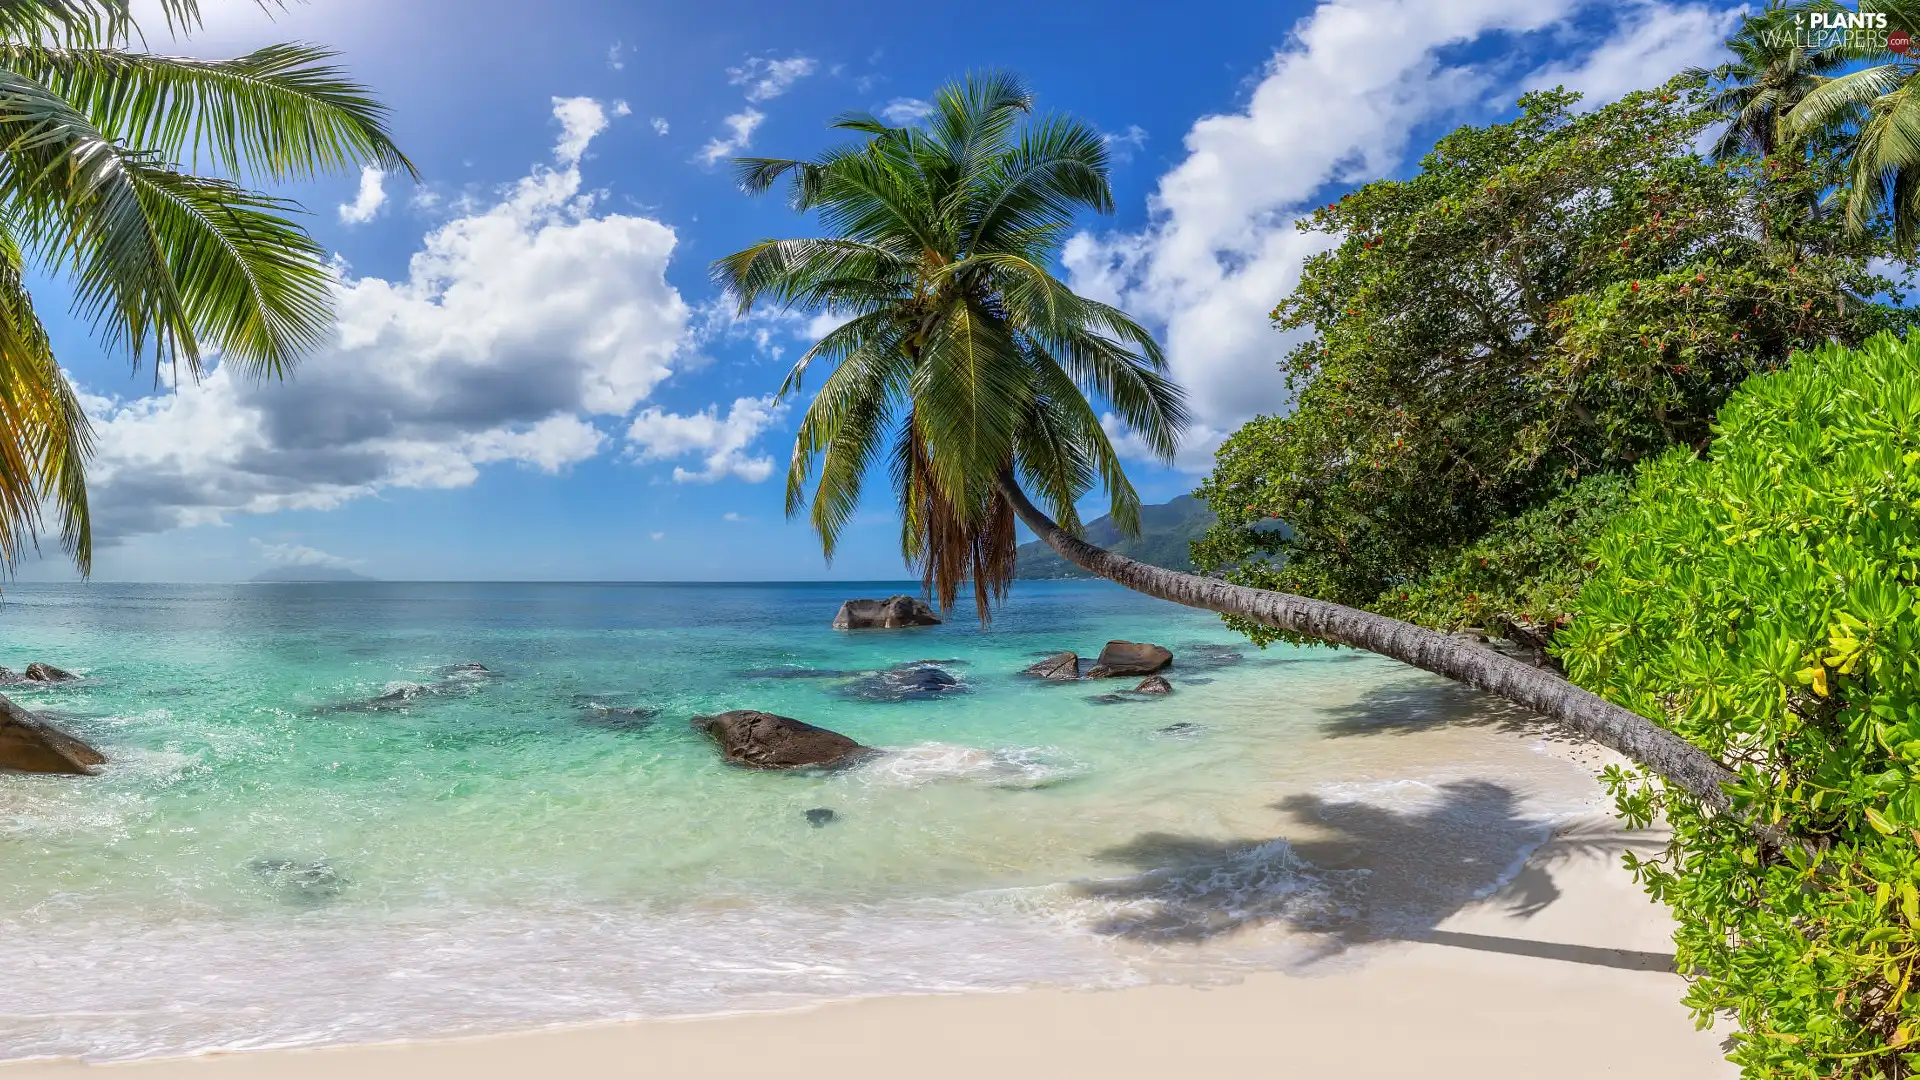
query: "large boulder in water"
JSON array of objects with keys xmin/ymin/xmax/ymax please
[
  {"xmin": 832, "ymin": 595, "xmax": 940, "ymax": 630},
  {"xmin": 694, "ymin": 710, "xmax": 871, "ymax": 769},
  {"xmin": 24, "ymin": 663, "xmax": 75, "ymax": 684},
  {"xmin": 0, "ymin": 694, "xmax": 104, "ymax": 774},
  {"xmin": 1086, "ymin": 640, "xmax": 1174, "ymax": 678},
  {"xmin": 1022, "ymin": 652, "xmax": 1080, "ymax": 681}
]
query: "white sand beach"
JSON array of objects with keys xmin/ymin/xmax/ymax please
[{"xmin": 5, "ymin": 815, "xmax": 1734, "ymax": 1080}]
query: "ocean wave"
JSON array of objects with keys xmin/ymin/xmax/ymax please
[
  {"xmin": 851, "ymin": 743, "xmax": 1082, "ymax": 790},
  {"xmin": 1004, "ymin": 839, "xmax": 1370, "ymax": 945},
  {"xmin": 0, "ymin": 895, "xmax": 1135, "ymax": 1062}
]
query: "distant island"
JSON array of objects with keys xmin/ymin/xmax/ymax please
[
  {"xmin": 249, "ymin": 566, "xmax": 376, "ymax": 583},
  {"xmin": 1015, "ymin": 493, "xmax": 1224, "ymax": 579}
]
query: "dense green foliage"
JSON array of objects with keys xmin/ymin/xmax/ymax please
[
  {"xmin": 0, "ymin": 0, "xmax": 408, "ymax": 574},
  {"xmin": 1194, "ymin": 83, "xmax": 1906, "ymax": 647},
  {"xmin": 716, "ymin": 73, "xmax": 1188, "ymax": 620},
  {"xmin": 1368, "ymin": 473, "xmax": 1633, "ymax": 661},
  {"xmin": 1559, "ymin": 335, "xmax": 1920, "ymax": 1077},
  {"xmin": 1013, "ymin": 492, "xmax": 1222, "ymax": 579}
]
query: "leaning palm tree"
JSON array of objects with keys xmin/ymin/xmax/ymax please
[
  {"xmin": 0, "ymin": 0, "xmax": 411, "ymax": 574},
  {"xmin": 716, "ymin": 73, "xmax": 1746, "ymax": 825},
  {"xmin": 1689, "ymin": 0, "xmax": 1845, "ymax": 161}
]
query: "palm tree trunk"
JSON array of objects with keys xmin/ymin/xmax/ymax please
[{"xmin": 995, "ymin": 475, "xmax": 1739, "ymax": 813}]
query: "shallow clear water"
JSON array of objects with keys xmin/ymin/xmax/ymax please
[{"xmin": 0, "ymin": 581, "xmax": 1610, "ymax": 1060}]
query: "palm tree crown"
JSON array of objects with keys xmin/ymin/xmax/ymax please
[
  {"xmin": 1781, "ymin": 0, "xmax": 1920, "ymax": 244},
  {"xmin": 1690, "ymin": 1, "xmax": 1844, "ymax": 161},
  {"xmin": 714, "ymin": 72, "xmax": 1188, "ymax": 621},
  {"xmin": 0, "ymin": 0, "xmax": 411, "ymax": 574}
]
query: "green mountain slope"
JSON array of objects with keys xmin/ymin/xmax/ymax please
[{"xmin": 1014, "ymin": 493, "xmax": 1218, "ymax": 579}]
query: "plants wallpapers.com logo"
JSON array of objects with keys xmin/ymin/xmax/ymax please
[{"xmin": 1762, "ymin": 8, "xmax": 1912, "ymax": 52}]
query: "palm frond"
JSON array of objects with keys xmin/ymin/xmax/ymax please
[{"xmin": 5, "ymin": 41, "xmax": 415, "ymax": 181}]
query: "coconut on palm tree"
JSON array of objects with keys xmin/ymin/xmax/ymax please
[
  {"xmin": 714, "ymin": 72, "xmax": 1745, "ymax": 822},
  {"xmin": 0, "ymin": 0, "xmax": 411, "ymax": 575}
]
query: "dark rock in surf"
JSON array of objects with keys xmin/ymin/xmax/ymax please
[
  {"xmin": 1158, "ymin": 722, "xmax": 1202, "ymax": 737},
  {"xmin": 831, "ymin": 595, "xmax": 941, "ymax": 630},
  {"xmin": 1181, "ymin": 643, "xmax": 1245, "ymax": 670},
  {"xmin": 1085, "ymin": 641, "xmax": 1173, "ymax": 678},
  {"xmin": 575, "ymin": 702, "xmax": 658, "ymax": 732},
  {"xmin": 842, "ymin": 663, "xmax": 964, "ymax": 703},
  {"xmin": 806, "ymin": 807, "xmax": 839, "ymax": 828},
  {"xmin": 694, "ymin": 710, "xmax": 871, "ymax": 770},
  {"xmin": 371, "ymin": 682, "xmax": 433, "ymax": 706},
  {"xmin": 1135, "ymin": 675, "xmax": 1173, "ymax": 695},
  {"xmin": 1022, "ymin": 652, "xmax": 1081, "ymax": 681},
  {"xmin": 24, "ymin": 663, "xmax": 75, "ymax": 684},
  {"xmin": 0, "ymin": 694, "xmax": 104, "ymax": 775}
]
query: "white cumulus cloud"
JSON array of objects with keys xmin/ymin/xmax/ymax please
[
  {"xmin": 728, "ymin": 55, "xmax": 817, "ymax": 102},
  {"xmin": 879, "ymin": 97, "xmax": 933, "ymax": 124},
  {"xmin": 697, "ymin": 108, "xmax": 764, "ymax": 166},
  {"xmin": 337, "ymin": 166, "xmax": 386, "ymax": 224},
  {"xmin": 1062, "ymin": 0, "xmax": 1703, "ymax": 472},
  {"xmin": 651, "ymin": 116, "xmax": 669, "ymax": 136},
  {"xmin": 625, "ymin": 395, "xmax": 787, "ymax": 483},
  {"xmin": 551, "ymin": 95, "xmax": 614, "ymax": 165},
  {"xmin": 253, "ymin": 541, "xmax": 359, "ymax": 569},
  {"xmin": 1102, "ymin": 124, "xmax": 1148, "ymax": 161},
  {"xmin": 1526, "ymin": 1, "xmax": 1737, "ymax": 106},
  {"xmin": 79, "ymin": 96, "xmax": 690, "ymax": 541}
]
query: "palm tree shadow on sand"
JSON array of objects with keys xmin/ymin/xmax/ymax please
[
  {"xmin": 1314, "ymin": 672, "xmax": 1567, "ymax": 743},
  {"xmin": 1072, "ymin": 678, "xmax": 1675, "ymax": 973}
]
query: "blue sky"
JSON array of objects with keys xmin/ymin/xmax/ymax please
[{"xmin": 24, "ymin": 0, "xmax": 1747, "ymax": 582}]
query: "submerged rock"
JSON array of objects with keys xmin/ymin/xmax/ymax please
[
  {"xmin": 369, "ymin": 682, "xmax": 434, "ymax": 707},
  {"xmin": 0, "ymin": 694, "xmax": 104, "ymax": 774},
  {"xmin": 1086, "ymin": 641, "xmax": 1174, "ymax": 678},
  {"xmin": 831, "ymin": 595, "xmax": 941, "ymax": 630},
  {"xmin": 1022, "ymin": 652, "xmax": 1081, "ymax": 681},
  {"xmin": 1135, "ymin": 675, "xmax": 1173, "ymax": 695},
  {"xmin": 249, "ymin": 859, "xmax": 346, "ymax": 905},
  {"xmin": 694, "ymin": 710, "xmax": 871, "ymax": 769},
  {"xmin": 1158, "ymin": 722, "xmax": 1202, "ymax": 737},
  {"xmin": 24, "ymin": 663, "xmax": 75, "ymax": 684},
  {"xmin": 326, "ymin": 666, "xmax": 496, "ymax": 714},
  {"xmin": 842, "ymin": 663, "xmax": 965, "ymax": 703},
  {"xmin": 574, "ymin": 701, "xmax": 658, "ymax": 732},
  {"xmin": 805, "ymin": 807, "xmax": 839, "ymax": 828},
  {"xmin": 1180, "ymin": 643, "xmax": 1245, "ymax": 671}
]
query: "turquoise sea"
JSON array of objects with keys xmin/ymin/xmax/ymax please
[{"xmin": 0, "ymin": 581, "xmax": 1610, "ymax": 1061}]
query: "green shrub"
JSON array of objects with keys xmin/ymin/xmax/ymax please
[
  {"xmin": 1557, "ymin": 333, "xmax": 1920, "ymax": 1076},
  {"xmin": 1371, "ymin": 471, "xmax": 1634, "ymax": 656}
]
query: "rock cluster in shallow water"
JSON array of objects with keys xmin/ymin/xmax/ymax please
[{"xmin": 831, "ymin": 595, "xmax": 941, "ymax": 630}]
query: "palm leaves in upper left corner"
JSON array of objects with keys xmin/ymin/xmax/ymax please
[{"xmin": 0, "ymin": 0, "xmax": 411, "ymax": 574}]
